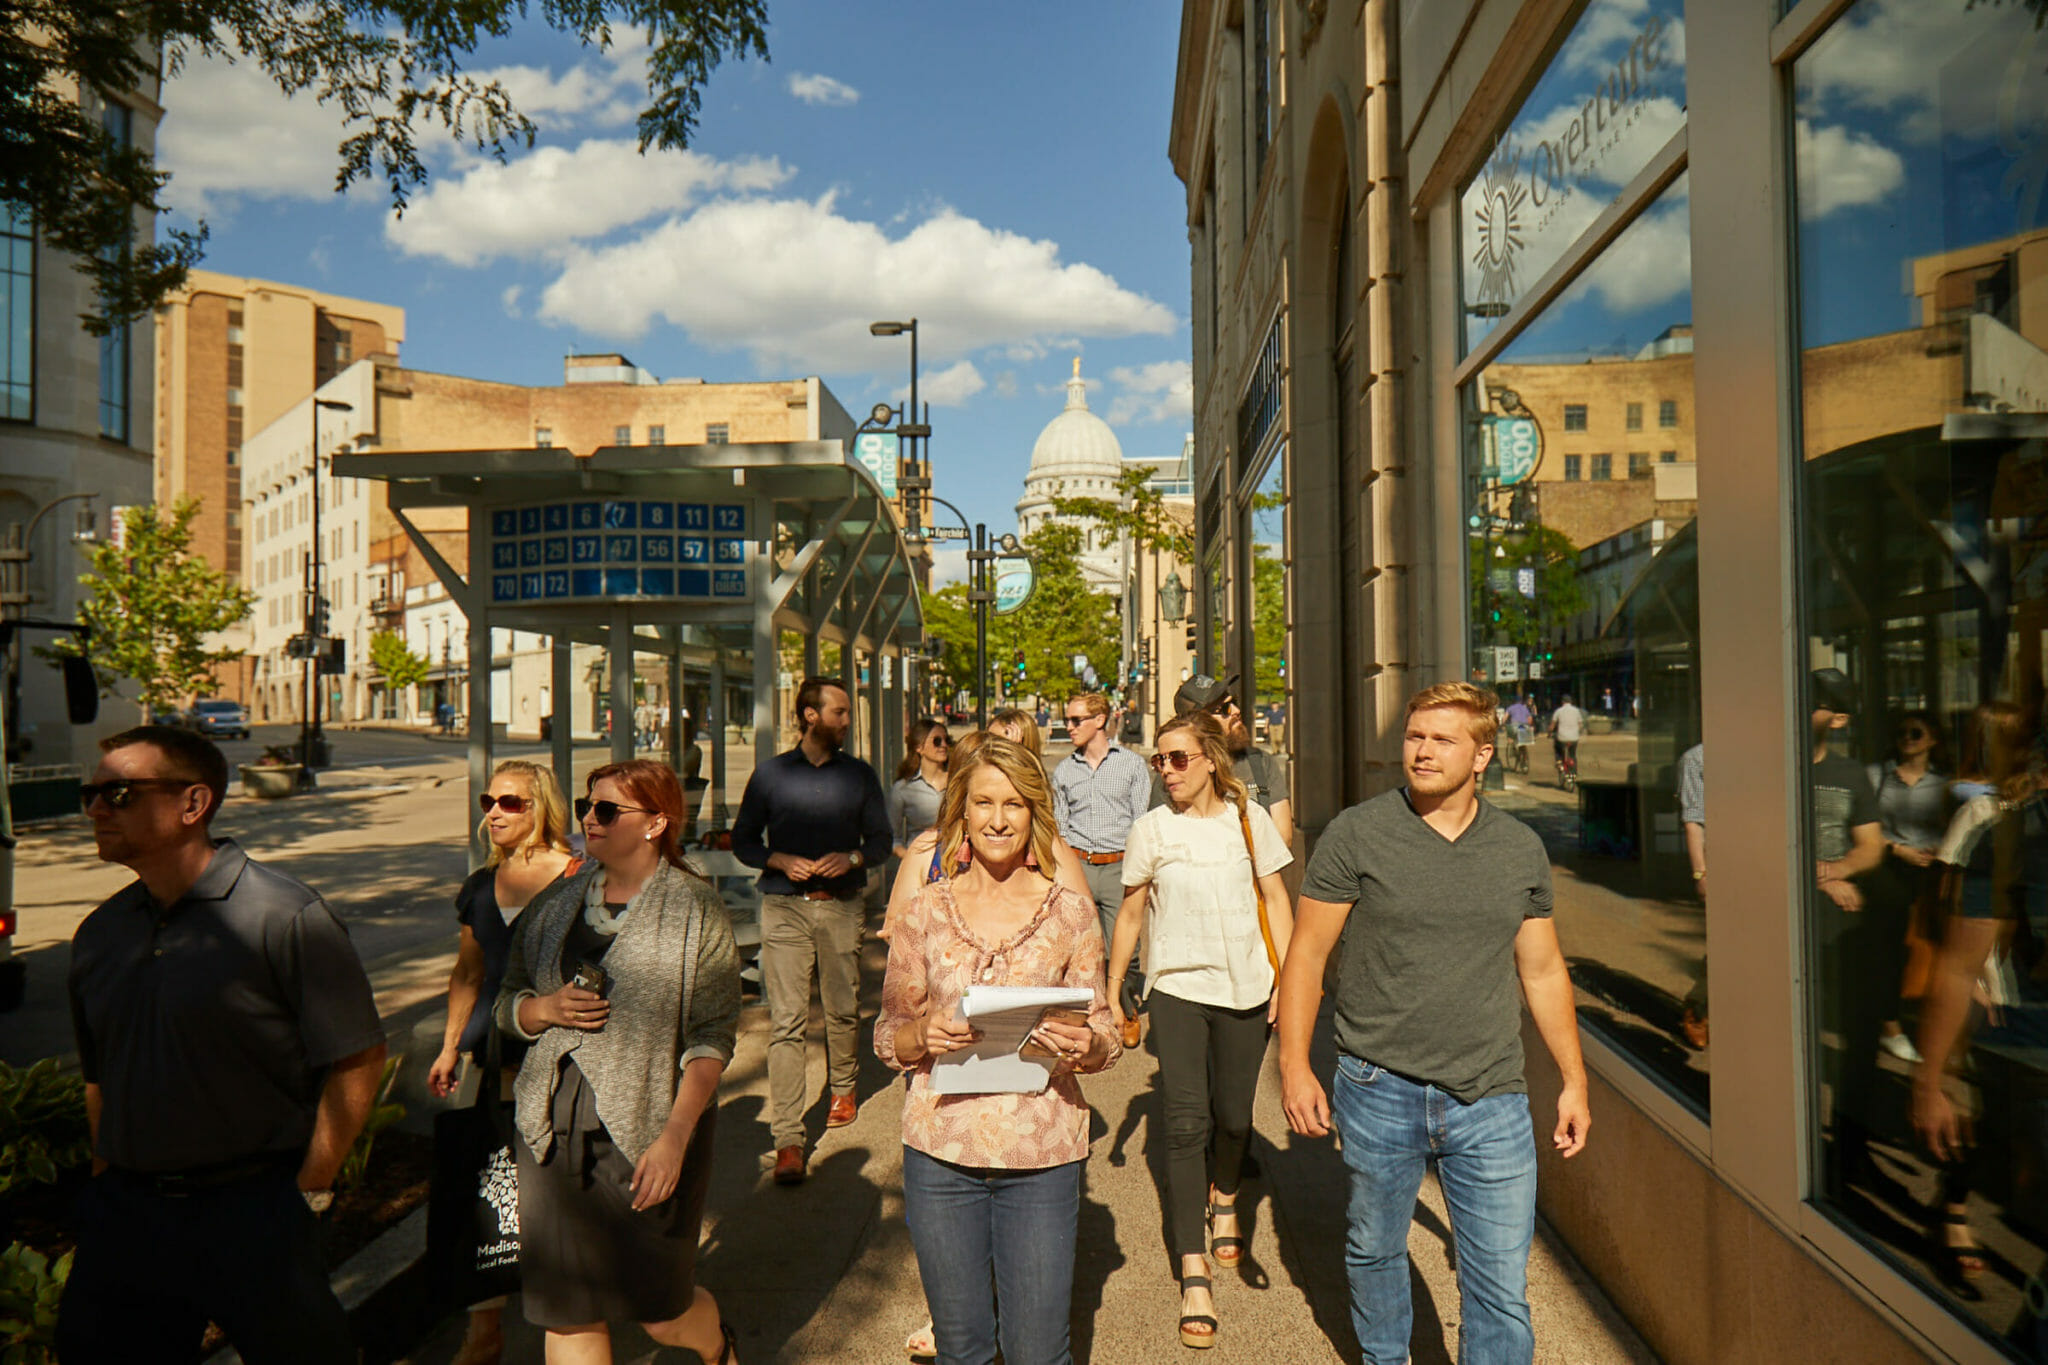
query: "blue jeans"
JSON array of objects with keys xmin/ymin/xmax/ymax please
[
  {"xmin": 902, "ymin": 1146, "xmax": 1080, "ymax": 1365},
  {"xmin": 1330, "ymin": 1055, "xmax": 1537, "ymax": 1365}
]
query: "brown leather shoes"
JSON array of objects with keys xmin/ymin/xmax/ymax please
[
  {"xmin": 773, "ymin": 1144, "xmax": 806, "ymax": 1185},
  {"xmin": 827, "ymin": 1093, "xmax": 858, "ymax": 1128}
]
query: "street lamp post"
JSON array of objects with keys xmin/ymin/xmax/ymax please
[
  {"xmin": 301, "ymin": 397, "xmax": 353, "ymax": 769},
  {"xmin": 869, "ymin": 320, "xmax": 932, "ymax": 538}
]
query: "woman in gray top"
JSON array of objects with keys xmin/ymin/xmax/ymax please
[
  {"xmin": 496, "ymin": 758, "xmax": 741, "ymax": 1363},
  {"xmin": 1868, "ymin": 711, "xmax": 1950, "ymax": 1065},
  {"xmin": 887, "ymin": 718, "xmax": 951, "ymax": 859}
]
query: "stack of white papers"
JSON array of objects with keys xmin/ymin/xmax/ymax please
[{"xmin": 927, "ymin": 985, "xmax": 1095, "ymax": 1095}]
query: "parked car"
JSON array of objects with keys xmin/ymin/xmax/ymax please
[
  {"xmin": 188, "ymin": 698, "xmax": 251, "ymax": 740},
  {"xmin": 149, "ymin": 705, "xmax": 191, "ymax": 730}
]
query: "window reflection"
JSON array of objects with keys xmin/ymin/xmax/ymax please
[
  {"xmin": 1794, "ymin": 0, "xmax": 2048, "ymax": 1346},
  {"xmin": 1468, "ymin": 172, "xmax": 1706, "ymax": 1111},
  {"xmin": 1249, "ymin": 452, "xmax": 1288, "ymax": 760}
]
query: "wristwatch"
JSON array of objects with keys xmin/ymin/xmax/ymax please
[{"xmin": 849, "ymin": 850, "xmax": 865, "ymax": 869}]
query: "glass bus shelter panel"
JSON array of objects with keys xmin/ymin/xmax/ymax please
[
  {"xmin": 1791, "ymin": 0, "xmax": 2048, "ymax": 1348},
  {"xmin": 1467, "ymin": 170, "xmax": 1707, "ymax": 1115}
]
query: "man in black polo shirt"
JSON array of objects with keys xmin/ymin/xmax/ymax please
[
  {"xmin": 1277, "ymin": 682, "xmax": 1589, "ymax": 1365},
  {"xmin": 733, "ymin": 677, "xmax": 891, "ymax": 1185},
  {"xmin": 59, "ymin": 725, "xmax": 386, "ymax": 1365}
]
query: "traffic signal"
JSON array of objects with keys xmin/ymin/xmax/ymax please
[
  {"xmin": 1013, "ymin": 650, "xmax": 1026, "ymax": 680},
  {"xmin": 1184, "ymin": 624, "xmax": 1198, "ymax": 650}
]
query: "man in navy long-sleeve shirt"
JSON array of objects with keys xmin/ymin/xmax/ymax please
[{"xmin": 733, "ymin": 677, "xmax": 892, "ymax": 1184}]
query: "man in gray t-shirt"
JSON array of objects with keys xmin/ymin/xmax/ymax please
[{"xmin": 1278, "ymin": 682, "xmax": 1589, "ymax": 1365}]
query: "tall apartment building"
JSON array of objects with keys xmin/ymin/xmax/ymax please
[
  {"xmin": 0, "ymin": 78, "xmax": 162, "ymax": 769},
  {"xmin": 152, "ymin": 272, "xmax": 403, "ymax": 699}
]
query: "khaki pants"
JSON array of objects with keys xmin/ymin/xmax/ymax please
[{"xmin": 760, "ymin": 892, "xmax": 865, "ymax": 1149}]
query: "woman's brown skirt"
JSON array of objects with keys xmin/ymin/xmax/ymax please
[{"xmin": 514, "ymin": 1057, "xmax": 717, "ymax": 1328}]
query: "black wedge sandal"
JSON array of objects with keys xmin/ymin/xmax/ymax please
[
  {"xmin": 1179, "ymin": 1274, "xmax": 1218, "ymax": 1349},
  {"xmin": 1208, "ymin": 1192, "xmax": 1244, "ymax": 1268}
]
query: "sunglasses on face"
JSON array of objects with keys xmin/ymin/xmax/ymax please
[
  {"xmin": 927, "ymin": 734, "xmax": 950, "ymax": 748},
  {"xmin": 1149, "ymin": 750, "xmax": 1202, "ymax": 773},
  {"xmin": 479, "ymin": 793, "xmax": 532, "ymax": 814},
  {"xmin": 1899, "ymin": 726, "xmax": 1929, "ymax": 741},
  {"xmin": 576, "ymin": 797, "xmax": 654, "ymax": 825},
  {"xmin": 1207, "ymin": 698, "xmax": 1239, "ymax": 716},
  {"xmin": 79, "ymin": 778, "xmax": 194, "ymax": 811},
  {"xmin": 1064, "ymin": 712, "xmax": 1096, "ymax": 727}
]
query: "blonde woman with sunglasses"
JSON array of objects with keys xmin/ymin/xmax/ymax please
[
  {"xmin": 1107, "ymin": 712, "xmax": 1294, "ymax": 1349},
  {"xmin": 425, "ymin": 760, "xmax": 576, "ymax": 1365}
]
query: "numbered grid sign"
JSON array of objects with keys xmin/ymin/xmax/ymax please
[{"xmin": 489, "ymin": 501, "xmax": 752, "ymax": 605}]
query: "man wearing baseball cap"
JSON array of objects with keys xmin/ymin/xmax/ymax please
[{"xmin": 1153, "ymin": 675, "xmax": 1294, "ymax": 850}]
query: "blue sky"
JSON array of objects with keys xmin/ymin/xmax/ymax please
[{"xmin": 156, "ymin": 1, "xmax": 1194, "ymax": 572}]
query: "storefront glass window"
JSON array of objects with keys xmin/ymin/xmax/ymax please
[
  {"xmin": 1793, "ymin": 0, "xmax": 2048, "ymax": 1340},
  {"xmin": 1469, "ymin": 172, "xmax": 1708, "ymax": 1114},
  {"xmin": 1248, "ymin": 451, "xmax": 1289, "ymax": 763},
  {"xmin": 1459, "ymin": 0, "xmax": 1687, "ymax": 357}
]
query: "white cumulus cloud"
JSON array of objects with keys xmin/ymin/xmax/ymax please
[
  {"xmin": 466, "ymin": 60, "xmax": 643, "ymax": 130},
  {"xmin": 788, "ymin": 72, "xmax": 860, "ymax": 106},
  {"xmin": 895, "ymin": 360, "xmax": 987, "ymax": 408},
  {"xmin": 385, "ymin": 140, "xmax": 794, "ymax": 265},
  {"xmin": 159, "ymin": 54, "xmax": 349, "ymax": 215},
  {"xmin": 1106, "ymin": 360, "xmax": 1194, "ymax": 426},
  {"xmin": 535, "ymin": 195, "xmax": 1177, "ymax": 371},
  {"xmin": 1794, "ymin": 119, "xmax": 1905, "ymax": 219},
  {"xmin": 501, "ymin": 284, "xmax": 524, "ymax": 316}
]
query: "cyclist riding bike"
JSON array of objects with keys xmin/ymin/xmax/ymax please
[
  {"xmin": 1549, "ymin": 695, "xmax": 1586, "ymax": 787},
  {"xmin": 1502, "ymin": 694, "xmax": 1536, "ymax": 775}
]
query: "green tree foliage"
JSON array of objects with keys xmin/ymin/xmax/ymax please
[
  {"xmin": 1049, "ymin": 466, "xmax": 1193, "ymax": 560},
  {"xmin": 38, "ymin": 499, "xmax": 255, "ymax": 713},
  {"xmin": 368, "ymin": 630, "xmax": 429, "ymax": 691},
  {"xmin": 1469, "ymin": 523, "xmax": 1589, "ymax": 652},
  {"xmin": 3, "ymin": 0, "xmax": 770, "ymax": 332},
  {"xmin": 923, "ymin": 524, "xmax": 1121, "ymax": 707},
  {"xmin": 1251, "ymin": 545, "xmax": 1286, "ymax": 700}
]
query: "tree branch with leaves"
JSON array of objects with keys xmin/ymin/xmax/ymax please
[{"xmin": 2, "ymin": 0, "xmax": 770, "ymax": 332}]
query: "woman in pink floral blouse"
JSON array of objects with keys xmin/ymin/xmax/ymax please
[{"xmin": 876, "ymin": 735, "xmax": 1121, "ymax": 1365}]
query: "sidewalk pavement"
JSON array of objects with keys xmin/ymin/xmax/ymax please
[{"xmin": 382, "ymin": 928, "xmax": 1657, "ymax": 1364}]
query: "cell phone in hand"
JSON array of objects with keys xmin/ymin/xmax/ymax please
[{"xmin": 571, "ymin": 960, "xmax": 610, "ymax": 998}]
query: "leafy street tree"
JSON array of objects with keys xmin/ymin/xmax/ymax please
[
  {"xmin": 923, "ymin": 524, "xmax": 1121, "ymax": 708},
  {"xmin": 5, "ymin": 0, "xmax": 770, "ymax": 332},
  {"xmin": 1468, "ymin": 523, "xmax": 1589, "ymax": 668},
  {"xmin": 38, "ymin": 499, "xmax": 255, "ymax": 713},
  {"xmin": 368, "ymin": 630, "xmax": 430, "ymax": 693},
  {"xmin": 1050, "ymin": 465, "xmax": 1192, "ymax": 561}
]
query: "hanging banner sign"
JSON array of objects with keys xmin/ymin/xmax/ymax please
[
  {"xmin": 852, "ymin": 432, "xmax": 900, "ymax": 500},
  {"xmin": 485, "ymin": 499, "xmax": 751, "ymax": 606},
  {"xmin": 1487, "ymin": 415, "xmax": 1543, "ymax": 486}
]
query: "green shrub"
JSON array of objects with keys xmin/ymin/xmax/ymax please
[
  {"xmin": 0, "ymin": 1241, "xmax": 71, "ymax": 1364},
  {"xmin": 0, "ymin": 1062, "xmax": 90, "ymax": 1200}
]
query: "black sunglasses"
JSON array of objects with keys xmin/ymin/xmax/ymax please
[
  {"xmin": 1064, "ymin": 712, "xmax": 1096, "ymax": 726},
  {"xmin": 1898, "ymin": 725, "xmax": 1930, "ymax": 741},
  {"xmin": 927, "ymin": 733, "xmax": 951, "ymax": 748},
  {"xmin": 479, "ymin": 793, "xmax": 532, "ymax": 814},
  {"xmin": 1149, "ymin": 750, "xmax": 1201, "ymax": 773},
  {"xmin": 80, "ymin": 778, "xmax": 195, "ymax": 811},
  {"xmin": 576, "ymin": 797, "xmax": 653, "ymax": 825},
  {"xmin": 1207, "ymin": 697, "xmax": 1239, "ymax": 716}
]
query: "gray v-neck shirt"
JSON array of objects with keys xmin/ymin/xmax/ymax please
[{"xmin": 1300, "ymin": 788, "xmax": 1553, "ymax": 1103}]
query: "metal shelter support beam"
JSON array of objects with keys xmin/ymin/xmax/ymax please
[
  {"xmin": 710, "ymin": 648, "xmax": 729, "ymax": 823},
  {"xmin": 467, "ymin": 595, "xmax": 493, "ymax": 868},
  {"xmin": 667, "ymin": 633, "xmax": 685, "ymax": 776},
  {"xmin": 754, "ymin": 591, "xmax": 780, "ymax": 775},
  {"xmin": 609, "ymin": 608, "xmax": 633, "ymax": 764},
  {"xmin": 551, "ymin": 635, "xmax": 573, "ymax": 798}
]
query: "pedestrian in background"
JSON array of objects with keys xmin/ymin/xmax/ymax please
[
  {"xmin": 61, "ymin": 726, "xmax": 387, "ymax": 1365},
  {"xmin": 989, "ymin": 706, "xmax": 1043, "ymax": 762},
  {"xmin": 877, "ymin": 735, "xmax": 1120, "ymax": 1365},
  {"xmin": 425, "ymin": 759, "xmax": 577, "ymax": 1365},
  {"xmin": 1867, "ymin": 709, "xmax": 1950, "ymax": 1064},
  {"xmin": 497, "ymin": 759, "xmax": 741, "ymax": 1364},
  {"xmin": 1109, "ymin": 711, "xmax": 1293, "ymax": 1348},
  {"xmin": 1052, "ymin": 690, "xmax": 1153, "ymax": 968},
  {"xmin": 1153, "ymin": 676, "xmax": 1295, "ymax": 850},
  {"xmin": 889, "ymin": 718, "xmax": 952, "ymax": 862},
  {"xmin": 1279, "ymin": 683, "xmax": 1589, "ymax": 1365},
  {"xmin": 733, "ymin": 677, "xmax": 893, "ymax": 1184}
]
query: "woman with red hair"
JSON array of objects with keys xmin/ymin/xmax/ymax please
[{"xmin": 495, "ymin": 759, "xmax": 742, "ymax": 1363}]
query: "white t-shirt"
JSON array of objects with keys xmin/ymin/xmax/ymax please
[
  {"xmin": 1121, "ymin": 798, "xmax": 1294, "ymax": 1010},
  {"xmin": 1553, "ymin": 704, "xmax": 1585, "ymax": 742}
]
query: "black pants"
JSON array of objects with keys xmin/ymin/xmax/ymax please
[
  {"xmin": 57, "ymin": 1168, "xmax": 355, "ymax": 1365},
  {"xmin": 1149, "ymin": 989, "xmax": 1270, "ymax": 1259}
]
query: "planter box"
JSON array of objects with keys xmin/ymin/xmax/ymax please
[{"xmin": 240, "ymin": 764, "xmax": 307, "ymax": 799}]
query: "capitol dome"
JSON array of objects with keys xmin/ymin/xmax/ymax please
[
  {"xmin": 1026, "ymin": 357, "xmax": 1124, "ymax": 484},
  {"xmin": 1016, "ymin": 358, "xmax": 1128, "ymax": 595}
]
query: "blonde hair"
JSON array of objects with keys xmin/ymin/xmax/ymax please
[
  {"xmin": 948, "ymin": 728, "xmax": 990, "ymax": 773},
  {"xmin": 479, "ymin": 760, "xmax": 574, "ymax": 868},
  {"xmin": 1067, "ymin": 691, "xmax": 1112, "ymax": 722},
  {"xmin": 1154, "ymin": 711, "xmax": 1249, "ymax": 812},
  {"xmin": 935, "ymin": 735, "xmax": 1063, "ymax": 880},
  {"xmin": 989, "ymin": 708, "xmax": 1043, "ymax": 758},
  {"xmin": 1404, "ymin": 681, "xmax": 1500, "ymax": 749}
]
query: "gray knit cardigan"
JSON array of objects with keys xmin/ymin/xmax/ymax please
[{"xmin": 493, "ymin": 858, "xmax": 740, "ymax": 1163}]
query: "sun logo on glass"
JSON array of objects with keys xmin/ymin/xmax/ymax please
[{"xmin": 1469, "ymin": 143, "xmax": 1528, "ymax": 316}]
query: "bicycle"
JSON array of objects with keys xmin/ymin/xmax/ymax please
[
  {"xmin": 1507, "ymin": 723, "xmax": 1533, "ymax": 775},
  {"xmin": 1554, "ymin": 740, "xmax": 1579, "ymax": 793}
]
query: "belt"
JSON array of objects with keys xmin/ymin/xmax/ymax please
[
  {"xmin": 112, "ymin": 1153, "xmax": 298, "ymax": 1197},
  {"xmin": 800, "ymin": 888, "xmax": 845, "ymax": 902},
  {"xmin": 1078, "ymin": 850, "xmax": 1124, "ymax": 865}
]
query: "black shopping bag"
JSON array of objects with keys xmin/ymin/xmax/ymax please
[{"xmin": 426, "ymin": 1089, "xmax": 522, "ymax": 1307}]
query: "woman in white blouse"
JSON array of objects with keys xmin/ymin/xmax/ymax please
[{"xmin": 1107, "ymin": 711, "xmax": 1293, "ymax": 1349}]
